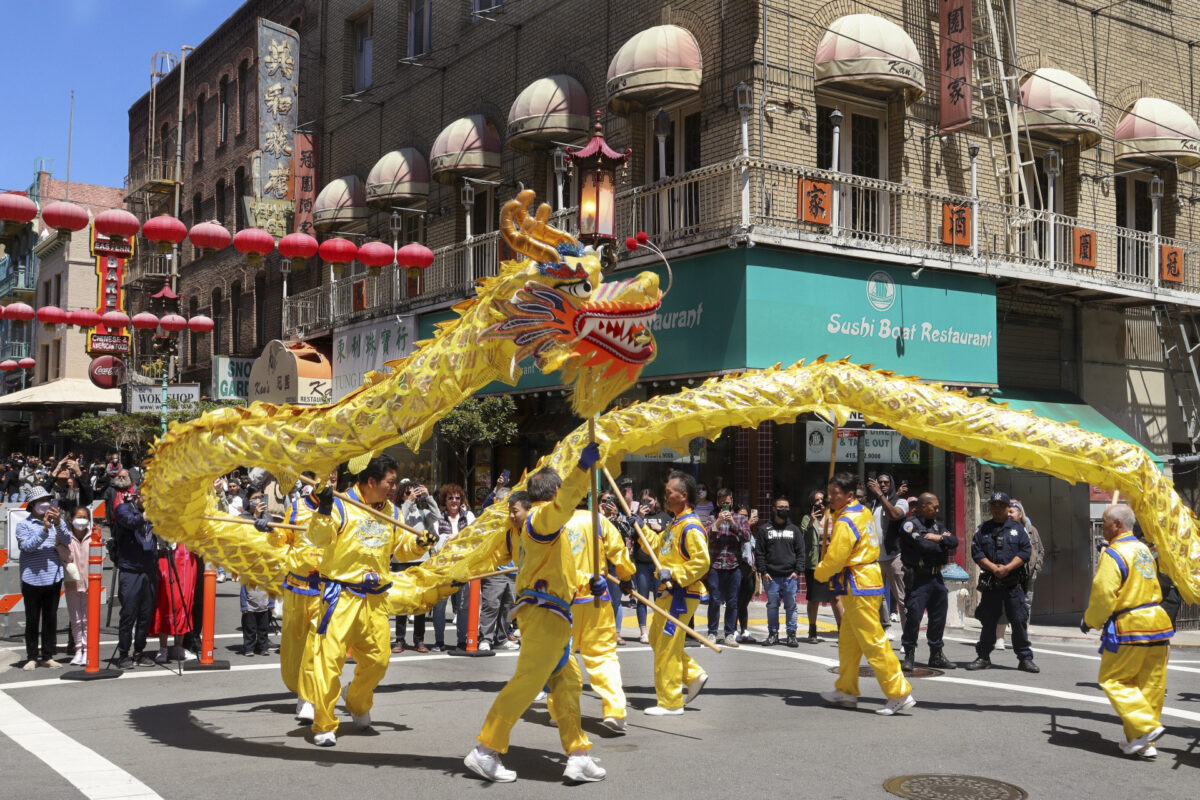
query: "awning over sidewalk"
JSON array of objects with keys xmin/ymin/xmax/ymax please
[
  {"xmin": 986, "ymin": 388, "xmax": 1163, "ymax": 467},
  {"xmin": 0, "ymin": 378, "xmax": 120, "ymax": 408}
]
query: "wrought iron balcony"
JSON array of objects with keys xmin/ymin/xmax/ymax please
[
  {"xmin": 0, "ymin": 340, "xmax": 30, "ymax": 360},
  {"xmin": 124, "ymin": 157, "xmax": 178, "ymax": 201},
  {"xmin": 0, "ymin": 266, "xmax": 37, "ymax": 299}
]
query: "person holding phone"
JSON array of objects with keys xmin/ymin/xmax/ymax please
[
  {"xmin": 800, "ymin": 490, "xmax": 837, "ymax": 643},
  {"xmin": 705, "ymin": 488, "xmax": 750, "ymax": 645},
  {"xmin": 16, "ymin": 486, "xmax": 71, "ymax": 669}
]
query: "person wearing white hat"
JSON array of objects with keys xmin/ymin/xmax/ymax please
[{"xmin": 16, "ymin": 486, "xmax": 71, "ymax": 669}]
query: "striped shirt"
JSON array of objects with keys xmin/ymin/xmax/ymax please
[{"xmin": 16, "ymin": 516, "xmax": 71, "ymax": 586}]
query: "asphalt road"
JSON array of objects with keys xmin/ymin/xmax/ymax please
[{"xmin": 1, "ymin": 586, "xmax": 1198, "ymax": 799}]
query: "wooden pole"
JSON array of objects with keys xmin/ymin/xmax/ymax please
[
  {"xmin": 297, "ymin": 473, "xmax": 423, "ymax": 536},
  {"xmin": 622, "ymin": 583, "xmax": 722, "ymax": 653},
  {"xmin": 602, "ymin": 466, "xmax": 667, "ymax": 574},
  {"xmin": 589, "ymin": 417, "xmax": 602, "ymax": 608},
  {"xmin": 455, "ymin": 566, "xmax": 517, "ymax": 584},
  {"xmin": 200, "ymin": 514, "xmax": 306, "ymax": 532}
]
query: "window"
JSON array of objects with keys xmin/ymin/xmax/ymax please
[
  {"xmin": 255, "ymin": 273, "xmax": 267, "ymax": 348},
  {"xmin": 39, "ymin": 343, "xmax": 49, "ymax": 383},
  {"xmin": 472, "ymin": 0, "xmax": 502, "ymax": 16},
  {"xmin": 408, "ymin": 0, "xmax": 431, "ymax": 57},
  {"xmin": 188, "ymin": 298, "xmax": 199, "ymax": 365},
  {"xmin": 817, "ymin": 100, "xmax": 888, "ymax": 234},
  {"xmin": 470, "ymin": 188, "xmax": 499, "ymax": 235},
  {"xmin": 56, "ymin": 339, "xmax": 64, "ymax": 380},
  {"xmin": 398, "ymin": 213, "xmax": 424, "ymax": 245},
  {"xmin": 192, "ymin": 192, "xmax": 202, "ymax": 224},
  {"xmin": 53, "ymin": 274, "xmax": 61, "ymax": 306},
  {"xmin": 354, "ymin": 14, "xmax": 373, "ymax": 92},
  {"xmin": 216, "ymin": 179, "xmax": 227, "ymax": 226},
  {"xmin": 237, "ymin": 61, "xmax": 249, "ymax": 134},
  {"xmin": 235, "ymin": 168, "xmax": 247, "ymax": 230},
  {"xmin": 211, "ymin": 288, "xmax": 223, "ymax": 355},
  {"xmin": 219, "ymin": 78, "xmax": 230, "ymax": 146},
  {"xmin": 230, "ymin": 281, "xmax": 242, "ymax": 353},
  {"xmin": 195, "ymin": 95, "xmax": 205, "ymax": 161},
  {"xmin": 645, "ymin": 105, "xmax": 703, "ymax": 233},
  {"xmin": 160, "ymin": 122, "xmax": 171, "ymax": 161},
  {"xmin": 1116, "ymin": 175, "xmax": 1154, "ymax": 279},
  {"xmin": 547, "ymin": 152, "xmax": 574, "ymax": 212}
]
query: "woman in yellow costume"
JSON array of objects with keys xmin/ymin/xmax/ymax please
[
  {"xmin": 305, "ymin": 455, "xmax": 432, "ymax": 746},
  {"xmin": 1082, "ymin": 503, "xmax": 1174, "ymax": 758},
  {"xmin": 466, "ymin": 447, "xmax": 606, "ymax": 783},
  {"xmin": 642, "ymin": 470, "xmax": 711, "ymax": 717},
  {"xmin": 815, "ymin": 471, "xmax": 915, "ymax": 716}
]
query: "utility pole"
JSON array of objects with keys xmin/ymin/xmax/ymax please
[
  {"xmin": 169, "ymin": 45, "xmax": 193, "ymax": 385},
  {"xmin": 65, "ymin": 90, "xmax": 74, "ymax": 202}
]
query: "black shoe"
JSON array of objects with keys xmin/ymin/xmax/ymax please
[
  {"xmin": 901, "ymin": 651, "xmax": 916, "ymax": 672},
  {"xmin": 132, "ymin": 651, "xmax": 148, "ymax": 666},
  {"xmin": 1017, "ymin": 658, "xmax": 1040, "ymax": 674},
  {"xmin": 965, "ymin": 657, "xmax": 991, "ymax": 671},
  {"xmin": 785, "ymin": 634, "xmax": 799, "ymax": 648},
  {"xmin": 115, "ymin": 655, "xmax": 134, "ymax": 670},
  {"xmin": 763, "ymin": 633, "xmax": 779, "ymax": 646},
  {"xmin": 927, "ymin": 649, "xmax": 956, "ymax": 669}
]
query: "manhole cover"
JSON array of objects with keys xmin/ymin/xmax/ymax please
[
  {"xmin": 827, "ymin": 665, "xmax": 944, "ymax": 678},
  {"xmin": 883, "ymin": 774, "xmax": 1028, "ymax": 800}
]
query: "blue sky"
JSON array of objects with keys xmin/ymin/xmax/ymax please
[{"xmin": 1, "ymin": 0, "xmax": 243, "ymax": 195}]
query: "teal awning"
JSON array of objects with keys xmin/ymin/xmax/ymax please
[{"xmin": 985, "ymin": 389, "xmax": 1164, "ymax": 467}]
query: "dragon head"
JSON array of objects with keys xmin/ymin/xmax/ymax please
[{"xmin": 480, "ymin": 190, "xmax": 662, "ymax": 416}]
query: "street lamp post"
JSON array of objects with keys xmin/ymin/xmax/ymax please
[
  {"xmin": 653, "ymin": 108, "xmax": 671, "ymax": 235},
  {"xmin": 461, "ymin": 180, "xmax": 475, "ymax": 282},
  {"xmin": 1043, "ymin": 149, "xmax": 1060, "ymax": 266},
  {"xmin": 1151, "ymin": 173, "xmax": 1165, "ymax": 287},
  {"xmin": 553, "ymin": 147, "xmax": 569, "ymax": 210},
  {"xmin": 829, "ymin": 108, "xmax": 843, "ymax": 237},
  {"xmin": 388, "ymin": 210, "xmax": 404, "ymax": 298},
  {"xmin": 736, "ymin": 82, "xmax": 753, "ymax": 232},
  {"xmin": 969, "ymin": 142, "xmax": 980, "ymax": 258}
]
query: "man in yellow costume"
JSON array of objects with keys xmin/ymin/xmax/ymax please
[
  {"xmin": 546, "ymin": 494, "xmax": 637, "ymax": 732},
  {"xmin": 466, "ymin": 445, "xmax": 606, "ymax": 784},
  {"xmin": 1082, "ymin": 504, "xmax": 1174, "ymax": 758},
  {"xmin": 305, "ymin": 455, "xmax": 433, "ymax": 747},
  {"xmin": 642, "ymin": 470, "xmax": 711, "ymax": 717},
  {"xmin": 815, "ymin": 471, "xmax": 915, "ymax": 716}
]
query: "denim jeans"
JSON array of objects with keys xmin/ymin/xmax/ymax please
[
  {"xmin": 430, "ymin": 597, "xmax": 449, "ymax": 647},
  {"xmin": 764, "ymin": 574, "xmax": 799, "ymax": 635},
  {"xmin": 606, "ymin": 575, "xmax": 623, "ymax": 631},
  {"xmin": 633, "ymin": 561, "xmax": 658, "ymax": 627},
  {"xmin": 706, "ymin": 568, "xmax": 742, "ymax": 637}
]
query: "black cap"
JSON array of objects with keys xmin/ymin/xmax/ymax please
[{"xmin": 988, "ymin": 491, "xmax": 1010, "ymax": 505}]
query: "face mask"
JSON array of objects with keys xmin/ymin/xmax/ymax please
[
  {"xmin": 73, "ymin": 519, "xmax": 90, "ymax": 531},
  {"xmin": 697, "ymin": 490, "xmax": 707, "ymax": 499},
  {"xmin": 33, "ymin": 501, "xmax": 51, "ymax": 516},
  {"xmin": 775, "ymin": 508, "xmax": 790, "ymax": 520}
]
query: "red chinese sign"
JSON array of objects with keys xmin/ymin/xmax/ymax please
[
  {"xmin": 86, "ymin": 225, "xmax": 132, "ymax": 356},
  {"xmin": 293, "ymin": 133, "xmax": 316, "ymax": 235},
  {"xmin": 1161, "ymin": 245, "xmax": 1184, "ymax": 284},
  {"xmin": 939, "ymin": 0, "xmax": 973, "ymax": 134},
  {"xmin": 798, "ymin": 178, "xmax": 832, "ymax": 226},
  {"xmin": 940, "ymin": 203, "xmax": 971, "ymax": 246},
  {"xmin": 1072, "ymin": 228, "xmax": 1097, "ymax": 268}
]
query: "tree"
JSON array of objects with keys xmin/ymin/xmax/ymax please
[
  {"xmin": 56, "ymin": 399, "xmax": 239, "ymax": 461},
  {"xmin": 435, "ymin": 395, "xmax": 519, "ymax": 486}
]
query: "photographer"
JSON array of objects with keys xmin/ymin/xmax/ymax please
[
  {"xmin": 393, "ymin": 479, "xmax": 443, "ymax": 653},
  {"xmin": 705, "ymin": 488, "xmax": 750, "ymax": 646},
  {"xmin": 799, "ymin": 489, "xmax": 837, "ymax": 643},
  {"xmin": 16, "ymin": 487, "xmax": 72, "ymax": 669},
  {"xmin": 112, "ymin": 489, "xmax": 160, "ymax": 668},
  {"xmin": 44, "ymin": 455, "xmax": 92, "ymax": 519}
]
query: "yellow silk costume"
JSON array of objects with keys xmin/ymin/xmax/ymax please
[
  {"xmin": 643, "ymin": 509, "xmax": 710, "ymax": 710},
  {"xmin": 478, "ymin": 469, "xmax": 594, "ymax": 755},
  {"xmin": 815, "ymin": 502, "xmax": 910, "ymax": 700},
  {"xmin": 1084, "ymin": 534, "xmax": 1174, "ymax": 741},
  {"xmin": 306, "ymin": 488, "xmax": 428, "ymax": 734},
  {"xmin": 275, "ymin": 493, "xmax": 321, "ymax": 702}
]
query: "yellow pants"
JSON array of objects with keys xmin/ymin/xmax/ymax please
[
  {"xmin": 649, "ymin": 596, "xmax": 704, "ymax": 710},
  {"xmin": 1099, "ymin": 644, "xmax": 1169, "ymax": 741},
  {"xmin": 280, "ymin": 589, "xmax": 319, "ymax": 702},
  {"xmin": 310, "ymin": 592, "xmax": 390, "ymax": 734},
  {"xmin": 547, "ymin": 601, "xmax": 626, "ymax": 721},
  {"xmin": 478, "ymin": 607, "xmax": 590, "ymax": 755},
  {"xmin": 835, "ymin": 594, "xmax": 912, "ymax": 699}
]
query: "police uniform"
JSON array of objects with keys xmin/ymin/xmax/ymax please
[
  {"xmin": 1084, "ymin": 533, "xmax": 1174, "ymax": 748},
  {"xmin": 814, "ymin": 502, "xmax": 911, "ymax": 701},
  {"xmin": 970, "ymin": 514, "xmax": 1033, "ymax": 664},
  {"xmin": 898, "ymin": 515, "xmax": 958, "ymax": 665},
  {"xmin": 275, "ymin": 492, "xmax": 322, "ymax": 707}
]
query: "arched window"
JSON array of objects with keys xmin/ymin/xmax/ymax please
[
  {"xmin": 255, "ymin": 272, "xmax": 267, "ymax": 347},
  {"xmin": 188, "ymin": 297, "xmax": 199, "ymax": 365},
  {"xmin": 216, "ymin": 179, "xmax": 227, "ymax": 226},
  {"xmin": 238, "ymin": 60, "xmax": 250, "ymax": 134},
  {"xmin": 219, "ymin": 77, "xmax": 230, "ymax": 145},
  {"xmin": 230, "ymin": 280, "xmax": 242, "ymax": 353},
  {"xmin": 195, "ymin": 94, "xmax": 205, "ymax": 161},
  {"xmin": 211, "ymin": 288, "xmax": 223, "ymax": 356},
  {"xmin": 234, "ymin": 167, "xmax": 246, "ymax": 230}
]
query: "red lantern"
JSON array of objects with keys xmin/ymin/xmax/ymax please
[
  {"xmin": 397, "ymin": 242, "xmax": 435, "ymax": 278},
  {"xmin": 234, "ymin": 228, "xmax": 275, "ymax": 266},
  {"xmin": 0, "ymin": 360, "xmax": 17, "ymax": 372},
  {"xmin": 94, "ymin": 208, "xmax": 141, "ymax": 241},
  {"xmin": 0, "ymin": 193, "xmax": 38, "ymax": 226},
  {"xmin": 4, "ymin": 302, "xmax": 34, "ymax": 322},
  {"xmin": 142, "ymin": 214, "xmax": 188, "ymax": 255},
  {"xmin": 36, "ymin": 306, "xmax": 68, "ymax": 331},
  {"xmin": 189, "ymin": 221, "xmax": 232, "ymax": 255},
  {"xmin": 279, "ymin": 232, "xmax": 319, "ymax": 271},
  {"xmin": 17, "ymin": 357, "xmax": 35, "ymax": 370},
  {"xmin": 41, "ymin": 201, "xmax": 89, "ymax": 241},
  {"xmin": 319, "ymin": 237, "xmax": 358, "ymax": 277},
  {"xmin": 131, "ymin": 312, "xmax": 160, "ymax": 331},
  {"xmin": 70, "ymin": 309, "xmax": 102, "ymax": 330},
  {"xmin": 357, "ymin": 241, "xmax": 395, "ymax": 275},
  {"xmin": 187, "ymin": 315, "xmax": 214, "ymax": 336},
  {"xmin": 101, "ymin": 310, "xmax": 130, "ymax": 330},
  {"xmin": 158, "ymin": 314, "xmax": 188, "ymax": 334}
]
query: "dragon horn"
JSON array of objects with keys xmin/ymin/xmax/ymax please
[{"xmin": 500, "ymin": 189, "xmax": 577, "ymax": 263}]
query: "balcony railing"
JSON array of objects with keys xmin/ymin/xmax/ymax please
[
  {"xmin": 283, "ymin": 158, "xmax": 1200, "ymax": 336},
  {"xmin": 1, "ymin": 340, "xmax": 29, "ymax": 360},
  {"xmin": 124, "ymin": 157, "xmax": 178, "ymax": 199},
  {"xmin": 0, "ymin": 267, "xmax": 37, "ymax": 298}
]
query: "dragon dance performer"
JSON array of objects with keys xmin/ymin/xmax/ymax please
[
  {"xmin": 641, "ymin": 470, "xmax": 711, "ymax": 717},
  {"xmin": 547, "ymin": 501, "xmax": 636, "ymax": 732},
  {"xmin": 305, "ymin": 455, "xmax": 433, "ymax": 746},
  {"xmin": 815, "ymin": 471, "xmax": 915, "ymax": 716},
  {"xmin": 1082, "ymin": 504, "xmax": 1174, "ymax": 758},
  {"xmin": 466, "ymin": 447, "xmax": 607, "ymax": 784}
]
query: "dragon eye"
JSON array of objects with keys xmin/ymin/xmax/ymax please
[{"xmin": 563, "ymin": 280, "xmax": 592, "ymax": 297}]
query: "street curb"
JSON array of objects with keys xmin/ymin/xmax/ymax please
[{"xmin": 946, "ymin": 627, "xmax": 1200, "ymax": 652}]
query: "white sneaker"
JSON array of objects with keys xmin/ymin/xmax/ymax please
[
  {"xmin": 876, "ymin": 694, "xmax": 916, "ymax": 716},
  {"xmin": 643, "ymin": 706, "xmax": 684, "ymax": 716},
  {"xmin": 564, "ymin": 753, "xmax": 606, "ymax": 782},
  {"xmin": 890, "ymin": 612, "xmax": 899, "ymax": 623},
  {"xmin": 685, "ymin": 673, "xmax": 709, "ymax": 704},
  {"xmin": 548, "ymin": 716, "xmax": 558, "ymax": 727},
  {"xmin": 478, "ymin": 640, "xmax": 492, "ymax": 651},
  {"xmin": 1121, "ymin": 726, "xmax": 1165, "ymax": 755},
  {"xmin": 72, "ymin": 652, "xmax": 86, "ymax": 666},
  {"xmin": 465, "ymin": 745, "xmax": 517, "ymax": 782},
  {"xmin": 296, "ymin": 700, "xmax": 315, "ymax": 723},
  {"xmin": 820, "ymin": 689, "xmax": 858, "ymax": 708},
  {"xmin": 996, "ymin": 638, "xmax": 1007, "ymax": 651},
  {"xmin": 1139, "ymin": 745, "xmax": 1158, "ymax": 759},
  {"xmin": 352, "ymin": 711, "xmax": 372, "ymax": 730},
  {"xmin": 154, "ymin": 648, "xmax": 169, "ymax": 664},
  {"xmin": 601, "ymin": 716, "xmax": 627, "ymax": 733},
  {"xmin": 885, "ymin": 629, "xmax": 896, "ymax": 641},
  {"xmin": 500, "ymin": 640, "xmax": 519, "ymax": 650},
  {"xmin": 533, "ymin": 691, "xmax": 547, "ymax": 703},
  {"xmin": 313, "ymin": 731, "xmax": 336, "ymax": 747},
  {"xmin": 183, "ymin": 649, "xmax": 197, "ymax": 662}
]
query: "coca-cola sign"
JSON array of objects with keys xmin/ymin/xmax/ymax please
[{"xmin": 88, "ymin": 356, "xmax": 125, "ymax": 389}]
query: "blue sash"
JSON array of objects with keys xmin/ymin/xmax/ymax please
[
  {"xmin": 514, "ymin": 588, "xmax": 573, "ymax": 624},
  {"xmin": 1099, "ymin": 602, "xmax": 1160, "ymax": 654},
  {"xmin": 283, "ymin": 571, "xmax": 322, "ymax": 597},
  {"xmin": 316, "ymin": 574, "xmax": 392, "ymax": 634},
  {"xmin": 663, "ymin": 587, "xmax": 689, "ymax": 637}
]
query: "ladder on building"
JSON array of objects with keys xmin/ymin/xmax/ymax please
[
  {"xmin": 971, "ymin": 0, "xmax": 1035, "ymax": 215},
  {"xmin": 1153, "ymin": 303, "xmax": 1200, "ymax": 451}
]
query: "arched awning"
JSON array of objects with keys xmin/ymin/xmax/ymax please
[
  {"xmin": 1018, "ymin": 68, "xmax": 1101, "ymax": 150},
  {"xmin": 313, "ymin": 175, "xmax": 368, "ymax": 234},
  {"xmin": 606, "ymin": 24, "xmax": 702, "ymax": 114},
  {"xmin": 430, "ymin": 115, "xmax": 502, "ymax": 184},
  {"xmin": 365, "ymin": 148, "xmax": 430, "ymax": 209},
  {"xmin": 1115, "ymin": 98, "xmax": 1200, "ymax": 169},
  {"xmin": 814, "ymin": 14, "xmax": 924, "ymax": 104},
  {"xmin": 507, "ymin": 74, "xmax": 591, "ymax": 152}
]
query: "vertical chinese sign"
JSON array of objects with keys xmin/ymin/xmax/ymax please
[
  {"xmin": 293, "ymin": 133, "xmax": 316, "ymax": 235},
  {"xmin": 798, "ymin": 178, "xmax": 832, "ymax": 226},
  {"xmin": 257, "ymin": 19, "xmax": 299, "ymax": 237},
  {"xmin": 940, "ymin": 203, "xmax": 971, "ymax": 246},
  {"xmin": 86, "ymin": 226, "xmax": 132, "ymax": 357},
  {"xmin": 1072, "ymin": 228, "xmax": 1096, "ymax": 268},
  {"xmin": 1161, "ymin": 245, "xmax": 1184, "ymax": 285},
  {"xmin": 939, "ymin": 0, "xmax": 973, "ymax": 134}
]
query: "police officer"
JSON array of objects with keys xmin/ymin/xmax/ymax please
[
  {"xmin": 966, "ymin": 492, "xmax": 1039, "ymax": 673},
  {"xmin": 898, "ymin": 493, "xmax": 957, "ymax": 672}
]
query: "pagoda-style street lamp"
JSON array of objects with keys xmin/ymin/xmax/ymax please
[{"xmin": 567, "ymin": 111, "xmax": 631, "ymax": 251}]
